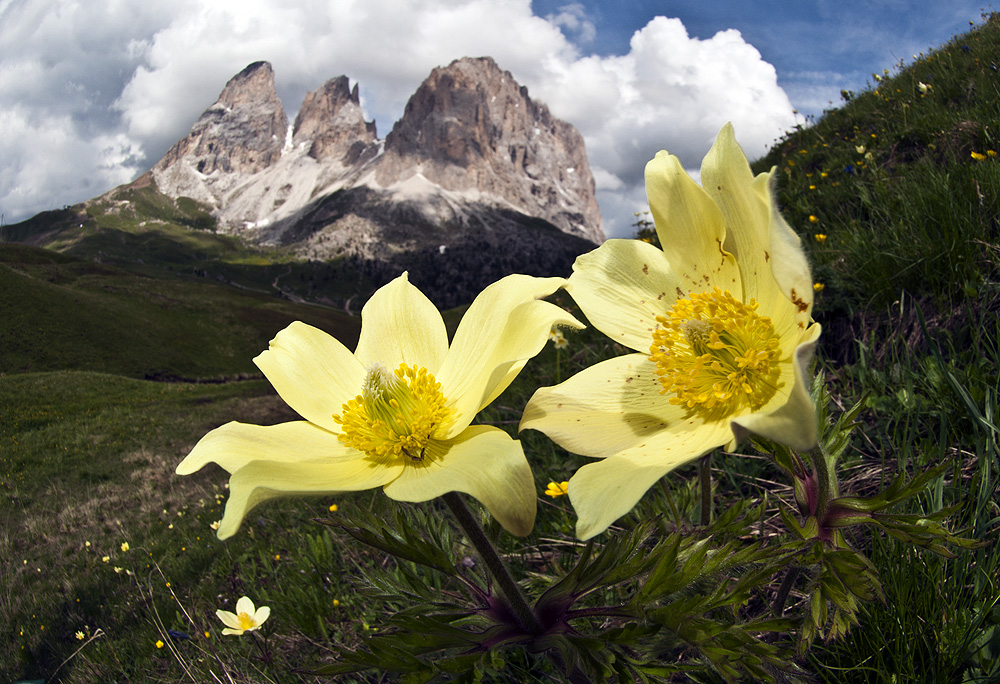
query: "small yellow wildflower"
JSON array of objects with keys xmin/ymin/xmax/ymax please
[
  {"xmin": 217, "ymin": 596, "xmax": 270, "ymax": 636},
  {"xmin": 988, "ymin": 150, "xmax": 997, "ymax": 157},
  {"xmin": 808, "ymin": 215, "xmax": 819, "ymax": 223},
  {"xmin": 813, "ymin": 283, "xmax": 825, "ymax": 292},
  {"xmin": 809, "ymin": 185, "xmax": 816, "ymax": 190},
  {"xmin": 856, "ymin": 145, "xmax": 866, "ymax": 154},
  {"xmin": 120, "ymin": 542, "xmax": 129, "ymax": 552},
  {"xmin": 814, "ymin": 234, "xmax": 828, "ymax": 243},
  {"xmin": 328, "ymin": 504, "xmax": 339, "ymax": 512},
  {"xmin": 156, "ymin": 639, "xmax": 164, "ymax": 649},
  {"xmin": 544, "ymin": 481, "xmax": 570, "ymax": 498},
  {"xmin": 971, "ymin": 151, "xmax": 987, "ymax": 161},
  {"xmin": 75, "ymin": 631, "xmax": 85, "ymax": 640},
  {"xmin": 820, "ymin": 171, "xmax": 828, "ymax": 178},
  {"xmin": 333, "ymin": 599, "xmax": 340, "ymax": 607},
  {"xmin": 209, "ymin": 520, "xmax": 220, "ymax": 531},
  {"xmin": 101, "ymin": 556, "xmax": 110, "ymax": 563},
  {"xmin": 917, "ymin": 81, "xmax": 931, "ymax": 94},
  {"xmin": 549, "ymin": 328, "xmax": 569, "ymax": 350}
]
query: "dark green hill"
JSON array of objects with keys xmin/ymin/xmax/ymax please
[{"xmin": 0, "ymin": 243, "xmax": 359, "ymax": 379}]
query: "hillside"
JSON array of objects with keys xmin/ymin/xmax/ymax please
[
  {"xmin": 0, "ymin": 242, "xmax": 360, "ymax": 379},
  {"xmin": 751, "ymin": 13, "xmax": 1000, "ymax": 361}
]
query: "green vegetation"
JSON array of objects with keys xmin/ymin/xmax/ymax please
[
  {"xmin": 0, "ymin": 243, "xmax": 360, "ymax": 378},
  {"xmin": 3, "ymin": 13, "xmax": 1000, "ymax": 684}
]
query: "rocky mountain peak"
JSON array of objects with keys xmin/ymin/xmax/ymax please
[
  {"xmin": 155, "ymin": 60, "xmax": 288, "ymax": 177},
  {"xmin": 375, "ymin": 56, "xmax": 602, "ymax": 243},
  {"xmin": 292, "ymin": 76, "xmax": 378, "ymax": 164}
]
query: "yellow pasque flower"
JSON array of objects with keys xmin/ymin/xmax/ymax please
[
  {"xmin": 521, "ymin": 124, "xmax": 821, "ymax": 540},
  {"xmin": 216, "ymin": 596, "xmax": 270, "ymax": 636},
  {"xmin": 544, "ymin": 481, "xmax": 570, "ymax": 497},
  {"xmin": 177, "ymin": 273, "xmax": 581, "ymax": 537}
]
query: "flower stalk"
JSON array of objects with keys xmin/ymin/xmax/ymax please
[
  {"xmin": 698, "ymin": 453, "xmax": 713, "ymax": 525},
  {"xmin": 442, "ymin": 492, "xmax": 544, "ymax": 636}
]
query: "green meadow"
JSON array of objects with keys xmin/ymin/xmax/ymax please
[{"xmin": 3, "ymin": 14, "xmax": 1000, "ymax": 683}]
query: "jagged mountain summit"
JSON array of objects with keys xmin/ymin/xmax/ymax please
[{"xmin": 147, "ymin": 57, "xmax": 604, "ymax": 267}]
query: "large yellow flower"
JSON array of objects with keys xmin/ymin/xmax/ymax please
[
  {"xmin": 178, "ymin": 272, "xmax": 582, "ymax": 538},
  {"xmin": 520, "ymin": 124, "xmax": 822, "ymax": 540}
]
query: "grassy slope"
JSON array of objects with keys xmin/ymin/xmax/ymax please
[{"xmin": 0, "ymin": 243, "xmax": 360, "ymax": 379}]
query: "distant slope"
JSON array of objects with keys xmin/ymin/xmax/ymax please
[
  {"xmin": 0, "ymin": 243, "xmax": 360, "ymax": 379},
  {"xmin": 752, "ymin": 13, "xmax": 1000, "ymax": 315}
]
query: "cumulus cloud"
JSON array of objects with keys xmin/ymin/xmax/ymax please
[{"xmin": 0, "ymin": 0, "xmax": 797, "ymax": 238}]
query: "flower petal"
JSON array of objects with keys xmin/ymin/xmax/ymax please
[
  {"xmin": 216, "ymin": 609, "xmax": 241, "ymax": 630},
  {"xmin": 220, "ymin": 453, "xmax": 403, "ymax": 539},
  {"xmin": 569, "ymin": 421, "xmax": 732, "ymax": 540},
  {"xmin": 253, "ymin": 605, "xmax": 271, "ymax": 626},
  {"xmin": 731, "ymin": 322, "xmax": 821, "ymax": 451},
  {"xmin": 235, "ymin": 596, "xmax": 255, "ymax": 616},
  {"xmin": 177, "ymin": 420, "xmax": 347, "ymax": 475},
  {"xmin": 353, "ymin": 272, "xmax": 449, "ymax": 372},
  {"xmin": 700, "ymin": 124, "xmax": 784, "ymax": 312},
  {"xmin": 521, "ymin": 353, "xmax": 687, "ymax": 459},
  {"xmin": 436, "ymin": 274, "xmax": 582, "ymax": 436},
  {"xmin": 763, "ymin": 181, "xmax": 814, "ymax": 325},
  {"xmin": 383, "ymin": 425, "xmax": 536, "ymax": 536},
  {"xmin": 646, "ymin": 149, "xmax": 742, "ymax": 296},
  {"xmin": 254, "ymin": 321, "xmax": 365, "ymax": 432},
  {"xmin": 567, "ymin": 239, "xmax": 683, "ymax": 353},
  {"xmin": 175, "ymin": 421, "xmax": 403, "ymax": 539}
]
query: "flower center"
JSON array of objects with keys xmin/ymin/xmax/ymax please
[
  {"xmin": 237, "ymin": 612, "xmax": 256, "ymax": 630},
  {"xmin": 333, "ymin": 363, "xmax": 450, "ymax": 463},
  {"xmin": 649, "ymin": 287, "xmax": 781, "ymax": 417}
]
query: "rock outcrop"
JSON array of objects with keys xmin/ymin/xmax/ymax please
[
  {"xmin": 292, "ymin": 76, "xmax": 379, "ymax": 165},
  {"xmin": 155, "ymin": 62, "xmax": 288, "ymax": 176},
  {"xmin": 145, "ymin": 57, "xmax": 604, "ymax": 289},
  {"xmin": 376, "ymin": 58, "xmax": 601, "ymax": 242}
]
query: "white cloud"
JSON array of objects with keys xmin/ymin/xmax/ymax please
[
  {"xmin": 0, "ymin": 0, "xmax": 797, "ymax": 239},
  {"xmin": 545, "ymin": 3, "xmax": 597, "ymax": 44}
]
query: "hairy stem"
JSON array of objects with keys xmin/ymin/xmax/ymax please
[
  {"xmin": 699, "ymin": 452, "xmax": 713, "ymax": 525},
  {"xmin": 442, "ymin": 492, "xmax": 543, "ymax": 635}
]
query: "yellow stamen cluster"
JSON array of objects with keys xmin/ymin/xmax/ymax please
[
  {"xmin": 236, "ymin": 611, "xmax": 257, "ymax": 631},
  {"xmin": 649, "ymin": 287, "xmax": 781, "ymax": 417},
  {"xmin": 334, "ymin": 363, "xmax": 450, "ymax": 463}
]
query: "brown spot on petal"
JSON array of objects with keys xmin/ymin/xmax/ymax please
[
  {"xmin": 790, "ymin": 288, "xmax": 809, "ymax": 313},
  {"xmin": 764, "ymin": 250, "xmax": 770, "ymax": 262},
  {"xmin": 642, "ymin": 263, "xmax": 649, "ymax": 275},
  {"xmin": 676, "ymin": 287, "xmax": 685, "ymax": 299}
]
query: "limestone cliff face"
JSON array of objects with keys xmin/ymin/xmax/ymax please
[
  {"xmin": 155, "ymin": 62, "xmax": 288, "ymax": 176},
  {"xmin": 292, "ymin": 76, "xmax": 379, "ymax": 165},
  {"xmin": 377, "ymin": 57, "xmax": 602, "ymax": 243},
  {"xmin": 148, "ymin": 58, "xmax": 604, "ymax": 254}
]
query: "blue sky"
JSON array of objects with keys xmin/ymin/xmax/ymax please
[{"xmin": 0, "ymin": 0, "xmax": 990, "ymax": 236}]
